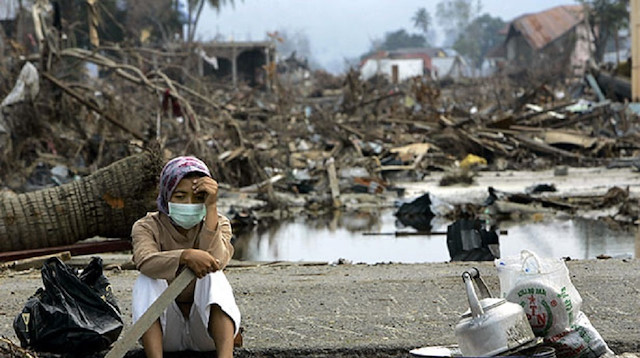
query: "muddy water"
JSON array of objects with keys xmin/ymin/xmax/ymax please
[{"xmin": 232, "ymin": 209, "xmax": 637, "ymax": 263}]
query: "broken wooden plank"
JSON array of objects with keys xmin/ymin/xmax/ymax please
[
  {"xmin": 515, "ymin": 101, "xmax": 573, "ymax": 123},
  {"xmin": 389, "ymin": 143, "xmax": 431, "ymax": 158},
  {"xmin": 542, "ymin": 130, "xmax": 598, "ymax": 149},
  {"xmin": 494, "ymin": 201, "xmax": 556, "ymax": 216},
  {"xmin": 104, "ymin": 268, "xmax": 196, "ymax": 358},
  {"xmin": 238, "ymin": 174, "xmax": 285, "ymax": 193},
  {"xmin": 218, "ymin": 147, "xmax": 245, "ymax": 163},
  {"xmin": 515, "ymin": 134, "xmax": 582, "ymax": 159},
  {"xmin": 487, "ymin": 115, "xmax": 515, "ymax": 129},
  {"xmin": 326, "ymin": 158, "xmax": 341, "ymax": 208},
  {"xmin": 376, "ymin": 152, "xmax": 426, "ymax": 172},
  {"xmin": 348, "ymin": 136, "xmax": 364, "ymax": 157},
  {"xmin": 1, "ymin": 251, "xmax": 71, "ymax": 271},
  {"xmin": 549, "ymin": 113, "xmax": 595, "ymax": 129},
  {"xmin": 459, "ymin": 129, "xmax": 496, "ymax": 154},
  {"xmin": 438, "ymin": 115, "xmax": 456, "ymax": 127},
  {"xmin": 0, "ymin": 240, "xmax": 132, "ymax": 262},
  {"xmin": 509, "ymin": 125, "xmax": 545, "ymax": 133}
]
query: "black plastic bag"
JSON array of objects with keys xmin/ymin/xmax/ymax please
[{"xmin": 13, "ymin": 256, "xmax": 123, "ymax": 354}]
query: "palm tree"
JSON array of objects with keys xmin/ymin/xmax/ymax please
[
  {"xmin": 186, "ymin": 0, "xmax": 237, "ymax": 44},
  {"xmin": 0, "ymin": 150, "xmax": 163, "ymax": 252},
  {"xmin": 412, "ymin": 7, "xmax": 432, "ymax": 37}
]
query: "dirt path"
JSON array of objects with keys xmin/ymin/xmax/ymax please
[{"xmin": 1, "ymin": 258, "xmax": 639, "ymax": 357}]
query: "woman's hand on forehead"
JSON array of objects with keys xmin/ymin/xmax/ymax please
[{"xmin": 191, "ymin": 176, "xmax": 218, "ymax": 207}]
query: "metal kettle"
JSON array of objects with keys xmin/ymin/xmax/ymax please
[{"xmin": 454, "ymin": 268, "xmax": 536, "ymax": 356}]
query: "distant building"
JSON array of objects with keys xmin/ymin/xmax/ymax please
[
  {"xmin": 498, "ymin": 5, "xmax": 593, "ymax": 77},
  {"xmin": 360, "ymin": 48, "xmax": 434, "ymax": 82},
  {"xmin": 483, "ymin": 43, "xmax": 507, "ymax": 76},
  {"xmin": 198, "ymin": 41, "xmax": 276, "ymax": 88},
  {"xmin": 428, "ymin": 48, "xmax": 470, "ymax": 79},
  {"xmin": 277, "ymin": 51, "xmax": 312, "ymax": 89}
]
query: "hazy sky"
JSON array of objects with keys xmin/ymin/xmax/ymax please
[{"xmin": 196, "ymin": 0, "xmax": 577, "ymax": 73}]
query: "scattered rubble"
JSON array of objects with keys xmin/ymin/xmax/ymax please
[{"xmin": 1, "ymin": 4, "xmax": 640, "ymax": 261}]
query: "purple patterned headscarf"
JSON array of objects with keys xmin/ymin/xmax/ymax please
[{"xmin": 156, "ymin": 156, "xmax": 211, "ymax": 215}]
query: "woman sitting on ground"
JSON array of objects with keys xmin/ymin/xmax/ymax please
[{"xmin": 131, "ymin": 156, "xmax": 240, "ymax": 358}]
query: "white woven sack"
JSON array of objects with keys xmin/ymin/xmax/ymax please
[
  {"xmin": 495, "ymin": 250, "xmax": 582, "ymax": 337},
  {"xmin": 545, "ymin": 311, "xmax": 614, "ymax": 358}
]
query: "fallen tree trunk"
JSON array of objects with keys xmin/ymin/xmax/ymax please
[{"xmin": 0, "ymin": 149, "xmax": 163, "ymax": 252}]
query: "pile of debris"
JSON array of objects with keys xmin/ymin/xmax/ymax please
[{"xmin": 1, "ymin": 9, "xmax": 640, "ymax": 250}]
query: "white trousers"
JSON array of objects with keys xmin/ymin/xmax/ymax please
[{"xmin": 132, "ymin": 271, "xmax": 241, "ymax": 352}]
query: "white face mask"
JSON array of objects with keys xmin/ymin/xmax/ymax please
[{"xmin": 168, "ymin": 203, "xmax": 206, "ymax": 229}]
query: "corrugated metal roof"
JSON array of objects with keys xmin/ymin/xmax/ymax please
[{"xmin": 510, "ymin": 5, "xmax": 585, "ymax": 50}]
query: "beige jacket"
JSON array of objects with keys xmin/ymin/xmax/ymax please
[{"xmin": 131, "ymin": 211, "xmax": 234, "ymax": 281}]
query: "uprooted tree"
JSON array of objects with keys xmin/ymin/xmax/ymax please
[{"xmin": 0, "ymin": 149, "xmax": 163, "ymax": 252}]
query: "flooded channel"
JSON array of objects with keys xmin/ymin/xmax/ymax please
[{"xmin": 232, "ymin": 209, "xmax": 637, "ymax": 263}]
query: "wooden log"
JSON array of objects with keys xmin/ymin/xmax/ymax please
[
  {"xmin": 0, "ymin": 150, "xmax": 162, "ymax": 252},
  {"xmin": 1, "ymin": 251, "xmax": 71, "ymax": 271},
  {"xmin": 0, "ymin": 240, "xmax": 132, "ymax": 262}
]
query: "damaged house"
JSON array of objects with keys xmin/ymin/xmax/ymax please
[
  {"xmin": 198, "ymin": 40, "xmax": 276, "ymax": 88},
  {"xmin": 429, "ymin": 48, "xmax": 470, "ymax": 80},
  {"xmin": 500, "ymin": 5, "xmax": 593, "ymax": 77},
  {"xmin": 360, "ymin": 48, "xmax": 433, "ymax": 82}
]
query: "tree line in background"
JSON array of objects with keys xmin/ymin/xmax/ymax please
[
  {"xmin": 579, "ymin": 0, "xmax": 629, "ymax": 62},
  {"xmin": 3, "ymin": 0, "xmax": 629, "ymax": 73},
  {"xmin": 365, "ymin": 0, "xmax": 629, "ymax": 73},
  {"xmin": 6, "ymin": 0, "xmax": 233, "ymax": 48}
]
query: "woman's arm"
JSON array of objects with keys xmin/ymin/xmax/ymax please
[
  {"xmin": 191, "ymin": 176, "xmax": 235, "ymax": 269},
  {"xmin": 132, "ymin": 217, "xmax": 185, "ymax": 280}
]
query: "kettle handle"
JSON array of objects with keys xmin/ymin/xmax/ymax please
[
  {"xmin": 466, "ymin": 267, "xmax": 493, "ymax": 299},
  {"xmin": 462, "ymin": 268, "xmax": 494, "ymax": 318},
  {"xmin": 462, "ymin": 271, "xmax": 484, "ymax": 318}
]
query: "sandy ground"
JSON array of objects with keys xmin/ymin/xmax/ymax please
[
  {"xmin": 1, "ymin": 167, "xmax": 640, "ymax": 357},
  {"xmin": 1, "ymin": 257, "xmax": 639, "ymax": 357}
]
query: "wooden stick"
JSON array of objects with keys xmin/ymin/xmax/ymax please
[
  {"xmin": 362, "ymin": 231, "xmax": 447, "ymax": 236},
  {"xmin": 0, "ymin": 240, "xmax": 132, "ymax": 262},
  {"xmin": 1, "ymin": 251, "xmax": 71, "ymax": 271},
  {"xmin": 326, "ymin": 158, "xmax": 341, "ymax": 208},
  {"xmin": 104, "ymin": 268, "xmax": 196, "ymax": 358},
  {"xmin": 42, "ymin": 72, "xmax": 145, "ymax": 140},
  {"xmin": 363, "ymin": 230, "xmax": 508, "ymax": 237},
  {"xmin": 238, "ymin": 174, "xmax": 285, "ymax": 193}
]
